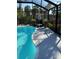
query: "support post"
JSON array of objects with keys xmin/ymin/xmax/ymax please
[
  {"xmin": 55, "ymin": 6, "xmax": 58, "ymax": 33},
  {"xmin": 48, "ymin": 10, "xmax": 49, "ymax": 21}
]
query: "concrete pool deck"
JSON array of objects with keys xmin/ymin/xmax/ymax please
[{"xmin": 33, "ymin": 27, "xmax": 61, "ymax": 59}]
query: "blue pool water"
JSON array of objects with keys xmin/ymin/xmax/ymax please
[{"xmin": 17, "ymin": 26, "xmax": 37, "ymax": 59}]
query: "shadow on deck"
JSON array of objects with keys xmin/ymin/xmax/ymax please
[{"xmin": 36, "ymin": 32, "xmax": 61, "ymax": 59}]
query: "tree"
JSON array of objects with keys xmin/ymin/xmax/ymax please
[
  {"xmin": 24, "ymin": 5, "xmax": 31, "ymax": 16},
  {"xmin": 24, "ymin": 5, "xmax": 32, "ymax": 24},
  {"xmin": 32, "ymin": 5, "xmax": 39, "ymax": 19}
]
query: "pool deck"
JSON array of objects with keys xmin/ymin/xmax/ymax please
[{"xmin": 33, "ymin": 27, "xmax": 61, "ymax": 59}]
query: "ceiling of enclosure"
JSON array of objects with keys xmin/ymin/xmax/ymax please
[
  {"xmin": 47, "ymin": 0, "xmax": 60, "ymax": 4},
  {"xmin": 17, "ymin": 0, "xmax": 61, "ymax": 10}
]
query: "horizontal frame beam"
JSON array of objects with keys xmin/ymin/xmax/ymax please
[{"xmin": 45, "ymin": 0, "xmax": 57, "ymax": 7}]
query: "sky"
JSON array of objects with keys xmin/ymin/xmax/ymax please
[
  {"xmin": 17, "ymin": 0, "xmax": 61, "ymax": 14},
  {"xmin": 17, "ymin": 3, "xmax": 32, "ymax": 9},
  {"xmin": 17, "ymin": 0, "xmax": 61, "ymax": 9},
  {"xmin": 49, "ymin": 0, "xmax": 61, "ymax": 4},
  {"xmin": 17, "ymin": 3, "xmax": 52, "ymax": 14}
]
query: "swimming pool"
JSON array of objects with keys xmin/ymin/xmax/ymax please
[{"xmin": 17, "ymin": 26, "xmax": 37, "ymax": 59}]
